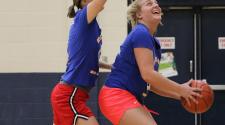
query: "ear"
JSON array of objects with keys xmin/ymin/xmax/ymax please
[
  {"xmin": 136, "ymin": 12, "xmax": 142, "ymax": 19},
  {"xmin": 81, "ymin": 0, "xmax": 87, "ymax": 6}
]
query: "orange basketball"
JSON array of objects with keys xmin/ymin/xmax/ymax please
[{"xmin": 181, "ymin": 80, "xmax": 214, "ymax": 114}]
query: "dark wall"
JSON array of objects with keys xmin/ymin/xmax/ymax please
[
  {"xmin": 0, "ymin": 73, "xmax": 111, "ymax": 125},
  {"xmin": 158, "ymin": 0, "xmax": 225, "ymax": 6},
  {"xmin": 128, "ymin": 0, "xmax": 225, "ymax": 6},
  {"xmin": 0, "ymin": 73, "xmax": 60, "ymax": 125},
  {"xmin": 0, "ymin": 73, "xmax": 224, "ymax": 125}
]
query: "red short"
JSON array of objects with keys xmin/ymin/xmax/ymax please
[
  {"xmin": 99, "ymin": 86, "xmax": 143, "ymax": 125},
  {"xmin": 51, "ymin": 83, "xmax": 94, "ymax": 125}
]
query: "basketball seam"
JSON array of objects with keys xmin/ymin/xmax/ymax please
[{"xmin": 198, "ymin": 84, "xmax": 213, "ymax": 113}]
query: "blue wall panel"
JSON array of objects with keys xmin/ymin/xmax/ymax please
[{"xmin": 0, "ymin": 73, "xmax": 224, "ymax": 125}]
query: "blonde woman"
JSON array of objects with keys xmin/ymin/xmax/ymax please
[
  {"xmin": 50, "ymin": 0, "xmax": 111, "ymax": 125},
  {"xmin": 98, "ymin": 0, "xmax": 201, "ymax": 125}
]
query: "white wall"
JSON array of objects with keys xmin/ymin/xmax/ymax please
[
  {"xmin": 0, "ymin": 0, "xmax": 127, "ymax": 72},
  {"xmin": 98, "ymin": 0, "xmax": 127, "ymax": 64}
]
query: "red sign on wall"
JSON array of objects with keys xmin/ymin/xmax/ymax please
[
  {"xmin": 218, "ymin": 37, "xmax": 225, "ymax": 49},
  {"xmin": 157, "ymin": 37, "xmax": 175, "ymax": 50}
]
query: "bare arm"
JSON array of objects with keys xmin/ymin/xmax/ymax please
[
  {"xmin": 87, "ymin": 0, "xmax": 106, "ymax": 23},
  {"xmin": 134, "ymin": 48, "xmax": 201, "ymax": 105},
  {"xmin": 99, "ymin": 61, "xmax": 112, "ymax": 70},
  {"xmin": 134, "ymin": 48, "xmax": 183, "ymax": 98},
  {"xmin": 150, "ymin": 85, "xmax": 180, "ymax": 100},
  {"xmin": 150, "ymin": 79, "xmax": 194, "ymax": 100}
]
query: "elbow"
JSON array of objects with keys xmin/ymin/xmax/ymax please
[
  {"xmin": 141, "ymin": 73, "xmax": 149, "ymax": 83},
  {"xmin": 95, "ymin": 2, "xmax": 105, "ymax": 12},
  {"xmin": 95, "ymin": 6, "xmax": 104, "ymax": 14},
  {"xmin": 100, "ymin": 6, "xmax": 104, "ymax": 11},
  {"xmin": 141, "ymin": 69, "xmax": 159, "ymax": 86},
  {"xmin": 141, "ymin": 70, "xmax": 155, "ymax": 83}
]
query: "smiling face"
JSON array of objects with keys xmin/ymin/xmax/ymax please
[{"xmin": 137, "ymin": 0, "xmax": 162, "ymax": 27}]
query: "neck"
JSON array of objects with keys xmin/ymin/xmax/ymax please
[{"xmin": 138, "ymin": 21, "xmax": 157, "ymax": 35}]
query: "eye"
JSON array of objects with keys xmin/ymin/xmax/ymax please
[{"xmin": 146, "ymin": 2, "xmax": 152, "ymax": 6}]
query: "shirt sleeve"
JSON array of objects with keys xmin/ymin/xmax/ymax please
[
  {"xmin": 75, "ymin": 6, "xmax": 89, "ymax": 28},
  {"xmin": 131, "ymin": 29, "xmax": 154, "ymax": 50}
]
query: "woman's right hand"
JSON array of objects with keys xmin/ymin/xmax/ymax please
[{"xmin": 179, "ymin": 79, "xmax": 202, "ymax": 106}]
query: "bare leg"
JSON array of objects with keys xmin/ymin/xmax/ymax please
[
  {"xmin": 119, "ymin": 106, "xmax": 157, "ymax": 125},
  {"xmin": 77, "ymin": 116, "xmax": 99, "ymax": 125}
]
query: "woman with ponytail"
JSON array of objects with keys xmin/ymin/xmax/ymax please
[{"xmin": 51, "ymin": 0, "xmax": 110, "ymax": 125}]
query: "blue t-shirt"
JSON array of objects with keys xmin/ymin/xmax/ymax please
[
  {"xmin": 61, "ymin": 6, "xmax": 102, "ymax": 88},
  {"xmin": 105, "ymin": 23, "xmax": 161, "ymax": 101}
]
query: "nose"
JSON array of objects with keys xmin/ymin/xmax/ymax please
[
  {"xmin": 153, "ymin": 2, "xmax": 159, "ymax": 7},
  {"xmin": 153, "ymin": 2, "xmax": 161, "ymax": 11}
]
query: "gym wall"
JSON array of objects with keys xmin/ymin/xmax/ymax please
[
  {"xmin": 0, "ymin": 0, "xmax": 126, "ymax": 125},
  {"xmin": 0, "ymin": 0, "xmax": 127, "ymax": 73}
]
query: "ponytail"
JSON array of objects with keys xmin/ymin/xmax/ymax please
[
  {"xmin": 67, "ymin": 4, "xmax": 75, "ymax": 18},
  {"xmin": 67, "ymin": 0, "xmax": 83, "ymax": 18}
]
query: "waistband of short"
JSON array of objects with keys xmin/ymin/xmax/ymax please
[{"xmin": 59, "ymin": 80, "xmax": 91, "ymax": 93}]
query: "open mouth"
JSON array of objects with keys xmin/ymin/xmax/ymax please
[{"xmin": 152, "ymin": 9, "xmax": 161, "ymax": 15}]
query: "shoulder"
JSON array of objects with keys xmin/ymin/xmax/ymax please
[
  {"xmin": 74, "ymin": 7, "xmax": 89, "ymax": 27},
  {"xmin": 130, "ymin": 24, "xmax": 153, "ymax": 42},
  {"xmin": 76, "ymin": 7, "xmax": 87, "ymax": 17},
  {"xmin": 128, "ymin": 24, "xmax": 155, "ymax": 49},
  {"xmin": 131, "ymin": 24, "xmax": 152, "ymax": 40}
]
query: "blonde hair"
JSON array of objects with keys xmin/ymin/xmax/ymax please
[
  {"xmin": 127, "ymin": 0, "xmax": 163, "ymax": 28},
  {"xmin": 127, "ymin": 0, "xmax": 142, "ymax": 27}
]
